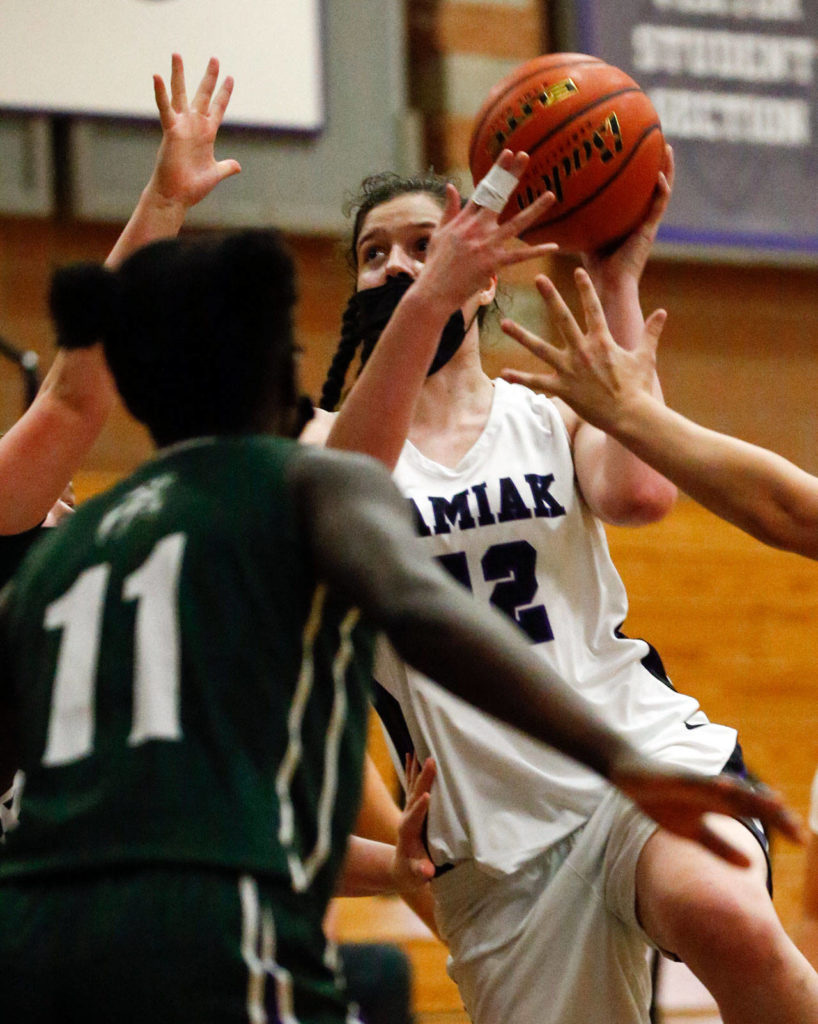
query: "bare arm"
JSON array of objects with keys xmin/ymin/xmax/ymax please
[
  {"xmin": 556, "ymin": 147, "xmax": 678, "ymax": 526},
  {"xmin": 338, "ymin": 758, "xmax": 437, "ymax": 909},
  {"xmin": 0, "ymin": 347, "xmax": 115, "ymax": 533},
  {"xmin": 105, "ymin": 54, "xmax": 240, "ymax": 270},
  {"xmin": 501, "ymin": 267, "xmax": 818, "ymax": 559},
  {"xmin": 352, "ymin": 754, "xmax": 439, "ymax": 932},
  {"xmin": 290, "ymin": 446, "xmax": 803, "ymax": 862},
  {"xmin": 325, "ymin": 151, "xmax": 557, "ymax": 470},
  {"xmin": 0, "ymin": 55, "xmax": 238, "ymax": 534}
]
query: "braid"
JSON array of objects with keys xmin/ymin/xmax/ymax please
[{"xmin": 318, "ymin": 292, "xmax": 362, "ymax": 411}]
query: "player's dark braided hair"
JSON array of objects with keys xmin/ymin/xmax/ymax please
[
  {"xmin": 319, "ymin": 170, "xmax": 459, "ymax": 412},
  {"xmin": 49, "ymin": 230, "xmax": 299, "ymax": 446},
  {"xmin": 319, "ymin": 293, "xmax": 365, "ymax": 413}
]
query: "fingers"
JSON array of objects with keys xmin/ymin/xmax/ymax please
[
  {"xmin": 401, "ymin": 789, "xmax": 431, "ymax": 833},
  {"xmin": 499, "ymin": 368, "xmax": 556, "ymax": 394},
  {"xmin": 192, "ymin": 56, "xmax": 220, "ymax": 114},
  {"xmin": 643, "ymin": 308, "xmax": 667, "ymax": 355},
  {"xmin": 642, "ymin": 149, "xmax": 674, "ymax": 235},
  {"xmin": 678, "ymin": 775, "xmax": 805, "ymax": 849},
  {"xmin": 405, "ymin": 754, "xmax": 436, "ymax": 800},
  {"xmin": 215, "ymin": 157, "xmax": 242, "ymax": 182},
  {"xmin": 169, "ymin": 52, "xmax": 187, "ymax": 113},
  {"xmin": 695, "ymin": 821, "xmax": 752, "ymax": 868},
  {"xmin": 720, "ymin": 778, "xmax": 805, "ymax": 845},
  {"xmin": 501, "ymin": 241, "xmax": 559, "ymax": 267},
  {"xmin": 534, "ymin": 273, "xmax": 584, "ymax": 348},
  {"xmin": 153, "ymin": 75, "xmax": 173, "ymax": 130},
  {"xmin": 500, "ymin": 316, "xmax": 554, "ymax": 363},
  {"xmin": 573, "ymin": 267, "xmax": 609, "ymax": 337},
  {"xmin": 499, "ymin": 188, "xmax": 556, "ymax": 242},
  {"xmin": 503, "ymin": 149, "xmax": 529, "ymax": 180},
  {"xmin": 439, "ymin": 183, "xmax": 464, "ymax": 228},
  {"xmin": 412, "ymin": 757, "xmax": 437, "ymax": 801},
  {"xmin": 210, "ymin": 75, "xmax": 235, "ymax": 126},
  {"xmin": 467, "ymin": 149, "xmax": 523, "ymax": 216},
  {"xmin": 662, "ymin": 143, "xmax": 675, "ymax": 191}
]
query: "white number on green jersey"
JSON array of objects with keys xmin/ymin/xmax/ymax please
[{"xmin": 42, "ymin": 533, "xmax": 187, "ymax": 767}]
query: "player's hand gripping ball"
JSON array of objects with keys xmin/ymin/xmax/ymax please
[{"xmin": 469, "ymin": 53, "xmax": 665, "ymax": 253}]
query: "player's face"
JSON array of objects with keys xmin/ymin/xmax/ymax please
[{"xmin": 355, "ymin": 192, "xmax": 444, "ymax": 292}]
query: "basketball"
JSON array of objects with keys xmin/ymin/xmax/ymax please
[{"xmin": 469, "ymin": 53, "xmax": 665, "ymax": 253}]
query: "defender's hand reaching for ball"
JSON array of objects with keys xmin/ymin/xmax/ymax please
[{"xmin": 500, "ymin": 266, "xmax": 664, "ymax": 433}]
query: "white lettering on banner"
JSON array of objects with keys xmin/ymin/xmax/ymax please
[
  {"xmin": 649, "ymin": 88, "xmax": 810, "ymax": 144},
  {"xmin": 650, "ymin": 0, "xmax": 803, "ymax": 19},
  {"xmin": 633, "ymin": 25, "xmax": 816, "ymax": 83}
]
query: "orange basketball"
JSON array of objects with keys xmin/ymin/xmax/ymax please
[{"xmin": 469, "ymin": 53, "xmax": 665, "ymax": 253}]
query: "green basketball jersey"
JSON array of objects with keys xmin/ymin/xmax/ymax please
[{"xmin": 0, "ymin": 436, "xmax": 374, "ymax": 911}]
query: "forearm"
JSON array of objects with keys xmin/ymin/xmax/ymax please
[
  {"xmin": 0, "ymin": 347, "xmax": 114, "ymax": 533},
  {"xmin": 334, "ymin": 836, "xmax": 439, "ymax": 934},
  {"xmin": 573, "ymin": 420, "xmax": 677, "ymax": 526},
  {"xmin": 607, "ymin": 390, "xmax": 818, "ymax": 557},
  {"xmin": 326, "ymin": 286, "xmax": 450, "ymax": 470},
  {"xmin": 105, "ymin": 181, "xmax": 188, "ymax": 269},
  {"xmin": 573, "ymin": 275, "xmax": 677, "ymax": 524},
  {"xmin": 337, "ymin": 836, "xmax": 398, "ymax": 896}
]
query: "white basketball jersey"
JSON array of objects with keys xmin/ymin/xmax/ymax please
[{"xmin": 374, "ymin": 379, "xmax": 737, "ymax": 876}]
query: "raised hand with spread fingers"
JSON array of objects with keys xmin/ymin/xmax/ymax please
[{"xmin": 106, "ymin": 53, "xmax": 241, "ymax": 268}]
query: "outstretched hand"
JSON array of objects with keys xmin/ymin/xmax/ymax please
[
  {"xmin": 417, "ymin": 149, "xmax": 557, "ymax": 315},
  {"xmin": 500, "ymin": 266, "xmax": 665, "ymax": 431},
  {"xmin": 148, "ymin": 53, "xmax": 241, "ymax": 210},
  {"xmin": 612, "ymin": 755, "xmax": 804, "ymax": 867},
  {"xmin": 391, "ymin": 756, "xmax": 437, "ymax": 893}
]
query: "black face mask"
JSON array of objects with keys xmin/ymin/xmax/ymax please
[{"xmin": 352, "ymin": 273, "xmax": 469, "ymax": 376}]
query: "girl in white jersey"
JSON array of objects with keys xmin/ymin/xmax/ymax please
[
  {"xmin": 494, "ymin": 259, "xmax": 818, "ymax": 977},
  {"xmin": 307, "ymin": 155, "xmax": 818, "ymax": 1023}
]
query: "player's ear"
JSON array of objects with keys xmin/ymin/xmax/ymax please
[{"xmin": 478, "ymin": 274, "xmax": 498, "ymax": 306}]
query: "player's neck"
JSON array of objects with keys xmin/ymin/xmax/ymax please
[{"xmin": 410, "ymin": 359, "xmax": 494, "ymax": 468}]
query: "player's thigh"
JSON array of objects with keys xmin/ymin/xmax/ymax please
[{"xmin": 635, "ymin": 814, "xmax": 772, "ymax": 960}]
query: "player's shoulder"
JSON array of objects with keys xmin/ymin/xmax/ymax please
[
  {"xmin": 492, "ymin": 377, "xmax": 566, "ymax": 433},
  {"xmin": 299, "ymin": 406, "xmax": 336, "ymax": 446}
]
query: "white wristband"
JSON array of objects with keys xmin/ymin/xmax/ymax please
[{"xmin": 471, "ymin": 164, "xmax": 519, "ymax": 213}]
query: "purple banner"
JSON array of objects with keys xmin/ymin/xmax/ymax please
[{"xmin": 556, "ymin": 0, "xmax": 818, "ymax": 257}]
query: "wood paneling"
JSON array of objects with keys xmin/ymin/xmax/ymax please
[{"xmin": 410, "ymin": 1, "xmax": 543, "ymax": 60}]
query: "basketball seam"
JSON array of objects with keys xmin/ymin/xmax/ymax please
[
  {"xmin": 518, "ymin": 123, "xmax": 662, "ymax": 235},
  {"xmin": 523, "ymin": 88, "xmax": 656, "ymax": 161},
  {"xmin": 469, "ymin": 57, "xmax": 614, "ymax": 168},
  {"xmin": 472, "ymin": 87, "xmax": 658, "ymax": 182}
]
